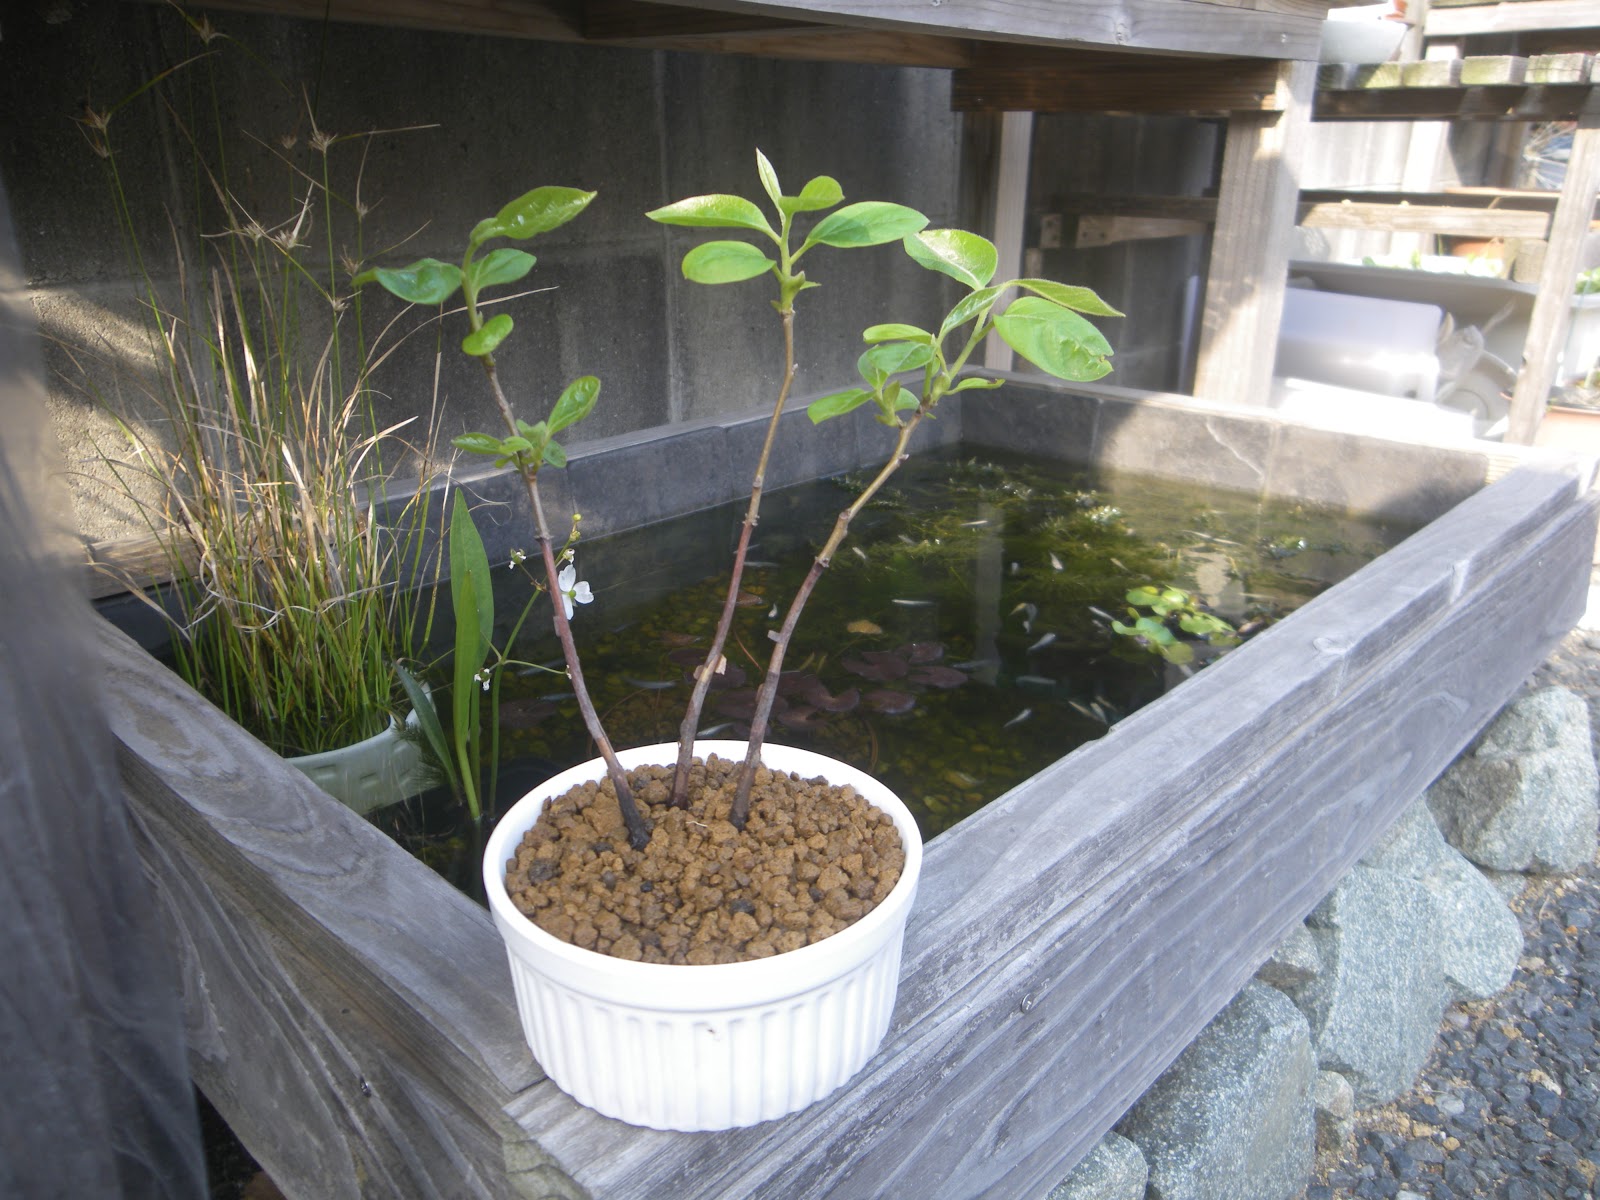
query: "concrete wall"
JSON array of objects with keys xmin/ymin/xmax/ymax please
[{"xmin": 2, "ymin": 4, "xmax": 965, "ymax": 541}]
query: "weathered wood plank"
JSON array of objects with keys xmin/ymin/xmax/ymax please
[
  {"xmin": 952, "ymin": 54, "xmax": 1284, "ymax": 114},
  {"xmin": 1426, "ymin": 0, "xmax": 1600, "ymax": 37},
  {"xmin": 1315, "ymin": 81, "xmax": 1600, "ymax": 121},
  {"xmin": 99, "ymin": 620, "xmax": 534, "ymax": 1099},
  {"xmin": 625, "ymin": 0, "xmax": 1331, "ymax": 58},
  {"xmin": 1194, "ymin": 59, "xmax": 1316, "ymax": 409},
  {"xmin": 1508, "ymin": 115, "xmax": 1600, "ymax": 444},
  {"xmin": 521, "ymin": 450, "xmax": 1598, "ymax": 1198}
]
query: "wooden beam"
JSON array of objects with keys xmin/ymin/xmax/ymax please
[
  {"xmin": 1426, "ymin": 0, "xmax": 1600, "ymax": 38},
  {"xmin": 982, "ymin": 111, "xmax": 1033, "ymax": 371},
  {"xmin": 1075, "ymin": 214, "xmax": 1209, "ymax": 246},
  {"xmin": 582, "ymin": 0, "xmax": 811, "ymax": 38},
  {"xmin": 625, "ymin": 0, "xmax": 1330, "ymax": 59},
  {"xmin": 1194, "ymin": 59, "xmax": 1315, "ymax": 408},
  {"xmin": 1315, "ymin": 82, "xmax": 1600, "ymax": 121},
  {"xmin": 1507, "ymin": 115, "xmax": 1600, "ymax": 444},
  {"xmin": 953, "ymin": 54, "xmax": 1285, "ymax": 115},
  {"xmin": 189, "ymin": 0, "xmax": 584, "ymax": 42}
]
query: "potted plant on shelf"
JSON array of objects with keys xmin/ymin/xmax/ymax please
[
  {"xmin": 72, "ymin": 33, "xmax": 442, "ymax": 812},
  {"xmin": 358, "ymin": 151, "xmax": 1119, "ymax": 1129}
]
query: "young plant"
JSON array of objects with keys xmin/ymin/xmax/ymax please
[
  {"xmin": 714, "ymin": 225, "xmax": 1122, "ymax": 820},
  {"xmin": 1111, "ymin": 584, "xmax": 1240, "ymax": 665},
  {"xmin": 356, "ymin": 188, "xmax": 653, "ymax": 850},
  {"xmin": 646, "ymin": 151, "xmax": 928, "ymax": 806}
]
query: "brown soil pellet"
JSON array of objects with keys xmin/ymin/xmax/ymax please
[{"xmin": 502, "ymin": 755, "xmax": 906, "ymax": 965}]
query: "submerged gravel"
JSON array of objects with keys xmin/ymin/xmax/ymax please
[{"xmin": 1306, "ymin": 624, "xmax": 1600, "ymax": 1200}]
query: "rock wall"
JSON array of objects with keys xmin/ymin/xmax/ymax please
[{"xmin": 1049, "ymin": 687, "xmax": 1598, "ymax": 1200}]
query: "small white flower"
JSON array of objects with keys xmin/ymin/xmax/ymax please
[
  {"xmin": 473, "ymin": 669, "xmax": 491, "ymax": 692},
  {"xmin": 509, "ymin": 548, "xmax": 527, "ymax": 568},
  {"xmin": 557, "ymin": 562, "xmax": 593, "ymax": 620}
]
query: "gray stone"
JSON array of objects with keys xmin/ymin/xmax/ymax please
[
  {"xmin": 1425, "ymin": 688, "xmax": 1599, "ymax": 873},
  {"xmin": 1116, "ymin": 983, "xmax": 1315, "ymax": 1200},
  {"xmin": 1294, "ymin": 866, "xmax": 1451, "ymax": 1106},
  {"xmin": 1255, "ymin": 922, "xmax": 1322, "ymax": 992},
  {"xmin": 1361, "ymin": 801, "xmax": 1522, "ymax": 1002},
  {"xmin": 1045, "ymin": 1133, "xmax": 1148, "ymax": 1200},
  {"xmin": 1313, "ymin": 1070, "xmax": 1355, "ymax": 1153}
]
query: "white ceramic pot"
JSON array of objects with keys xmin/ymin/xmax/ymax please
[{"xmin": 482, "ymin": 740, "xmax": 923, "ymax": 1131}]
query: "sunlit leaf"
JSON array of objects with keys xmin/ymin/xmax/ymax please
[
  {"xmin": 949, "ymin": 376, "xmax": 1005, "ymax": 392},
  {"xmin": 354, "ymin": 259, "xmax": 463, "ymax": 305},
  {"xmin": 449, "ymin": 492, "xmax": 494, "ymax": 663},
  {"xmin": 647, "ymin": 193, "xmax": 775, "ymax": 236},
  {"xmin": 807, "ymin": 387, "xmax": 872, "ymax": 424},
  {"xmin": 476, "ymin": 187, "xmax": 596, "ymax": 244},
  {"xmin": 453, "ymin": 432, "xmax": 502, "ymax": 457},
  {"xmin": 681, "ymin": 240, "xmax": 776, "ymax": 284},
  {"xmin": 903, "ymin": 229, "xmax": 997, "ymax": 290},
  {"xmin": 1015, "ymin": 279, "xmax": 1124, "ymax": 317},
  {"xmin": 756, "ymin": 149, "xmax": 783, "ymax": 212},
  {"xmin": 791, "ymin": 175, "xmax": 844, "ymax": 214},
  {"xmin": 993, "ymin": 297, "xmax": 1113, "ymax": 381},
  {"xmin": 549, "ymin": 375, "xmax": 600, "ymax": 433},
  {"xmin": 470, "ymin": 248, "xmax": 537, "ymax": 290},
  {"xmin": 938, "ymin": 284, "xmax": 1006, "ymax": 340},
  {"xmin": 863, "ymin": 323, "xmax": 932, "ymax": 344},
  {"xmin": 462, "ymin": 313, "xmax": 513, "ymax": 357},
  {"xmin": 804, "ymin": 202, "xmax": 928, "ymax": 250},
  {"xmin": 861, "ymin": 341, "xmax": 934, "ymax": 379},
  {"xmin": 396, "ymin": 665, "xmax": 457, "ymax": 794}
]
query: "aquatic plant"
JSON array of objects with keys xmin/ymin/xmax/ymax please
[
  {"xmin": 73, "ymin": 21, "xmax": 443, "ymax": 759},
  {"xmin": 1111, "ymin": 584, "xmax": 1239, "ymax": 665}
]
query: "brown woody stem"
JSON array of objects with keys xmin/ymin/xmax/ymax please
[
  {"xmin": 480, "ymin": 356, "xmax": 650, "ymax": 850},
  {"xmin": 669, "ymin": 307, "xmax": 797, "ymax": 806},
  {"xmin": 732, "ymin": 409, "xmax": 925, "ymax": 825}
]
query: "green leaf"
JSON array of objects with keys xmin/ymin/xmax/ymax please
[
  {"xmin": 515, "ymin": 419, "xmax": 542, "ymax": 440},
  {"xmin": 807, "ymin": 387, "xmax": 872, "ymax": 424},
  {"xmin": 938, "ymin": 284, "xmax": 1007, "ymax": 340},
  {"xmin": 497, "ymin": 436, "xmax": 533, "ymax": 456},
  {"xmin": 863, "ymin": 323, "xmax": 933, "ymax": 344},
  {"xmin": 904, "ymin": 229, "xmax": 997, "ymax": 289},
  {"xmin": 1159, "ymin": 641, "xmax": 1195, "ymax": 666},
  {"xmin": 647, "ymin": 194, "xmax": 775, "ymax": 237},
  {"xmin": 452, "ymin": 432, "xmax": 504, "ymax": 457},
  {"xmin": 861, "ymin": 341, "xmax": 934, "ymax": 380},
  {"xmin": 681, "ymin": 240, "xmax": 776, "ymax": 284},
  {"xmin": 395, "ymin": 665, "xmax": 458, "ymax": 795},
  {"xmin": 543, "ymin": 440, "xmax": 567, "ymax": 469},
  {"xmin": 354, "ymin": 259, "xmax": 463, "ymax": 305},
  {"xmin": 993, "ymin": 297, "xmax": 1114, "ymax": 382},
  {"xmin": 462, "ymin": 313, "xmax": 513, "ymax": 357},
  {"xmin": 804, "ymin": 202, "xmax": 928, "ymax": 250},
  {"xmin": 449, "ymin": 493, "xmax": 494, "ymax": 666},
  {"xmin": 1016, "ymin": 279, "xmax": 1124, "ymax": 317},
  {"xmin": 950, "ymin": 376, "xmax": 1005, "ymax": 392},
  {"xmin": 475, "ymin": 187, "xmax": 596, "ymax": 245},
  {"xmin": 790, "ymin": 175, "xmax": 844, "ymax": 214},
  {"xmin": 549, "ymin": 375, "xmax": 600, "ymax": 433},
  {"xmin": 756, "ymin": 150, "xmax": 783, "ymax": 213},
  {"xmin": 1127, "ymin": 586, "xmax": 1164, "ymax": 607},
  {"xmin": 470, "ymin": 248, "xmax": 537, "ymax": 291}
]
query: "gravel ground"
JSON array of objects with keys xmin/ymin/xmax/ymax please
[{"xmin": 1305, "ymin": 621, "xmax": 1600, "ymax": 1200}]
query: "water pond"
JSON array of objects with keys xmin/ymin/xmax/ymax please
[{"xmin": 378, "ymin": 447, "xmax": 1416, "ymax": 879}]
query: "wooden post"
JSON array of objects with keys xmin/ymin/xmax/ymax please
[
  {"xmin": 1506, "ymin": 115, "xmax": 1600, "ymax": 445},
  {"xmin": 984, "ymin": 110, "xmax": 1035, "ymax": 372},
  {"xmin": 1193, "ymin": 59, "xmax": 1316, "ymax": 408}
]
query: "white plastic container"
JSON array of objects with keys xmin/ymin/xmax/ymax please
[
  {"xmin": 286, "ymin": 707, "xmax": 427, "ymax": 815},
  {"xmin": 1276, "ymin": 287, "xmax": 1444, "ymax": 404},
  {"xmin": 482, "ymin": 740, "xmax": 923, "ymax": 1131}
]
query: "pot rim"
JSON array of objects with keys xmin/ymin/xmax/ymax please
[{"xmin": 482, "ymin": 739, "xmax": 923, "ymax": 985}]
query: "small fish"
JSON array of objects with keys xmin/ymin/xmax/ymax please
[
  {"xmin": 743, "ymin": 560, "xmax": 780, "ymax": 569},
  {"xmin": 898, "ymin": 534, "xmax": 917, "ymax": 545},
  {"xmin": 622, "ymin": 677, "xmax": 678, "ymax": 691},
  {"xmin": 1027, "ymin": 632, "xmax": 1057, "ymax": 652},
  {"xmin": 852, "ymin": 546, "xmax": 868, "ymax": 561},
  {"xmin": 1016, "ymin": 674, "xmax": 1055, "ymax": 687},
  {"xmin": 1049, "ymin": 552, "xmax": 1064, "ymax": 571},
  {"xmin": 1109, "ymin": 557, "xmax": 1129, "ymax": 572},
  {"xmin": 539, "ymin": 691, "xmax": 575, "ymax": 702},
  {"xmin": 696, "ymin": 723, "xmax": 732, "ymax": 737},
  {"xmin": 891, "ymin": 598, "xmax": 934, "ymax": 607},
  {"xmin": 1009, "ymin": 601, "xmax": 1038, "ymax": 621},
  {"xmin": 952, "ymin": 658, "xmax": 997, "ymax": 671},
  {"xmin": 1009, "ymin": 561, "xmax": 1021, "ymax": 575},
  {"xmin": 1003, "ymin": 707, "xmax": 1034, "ymax": 729},
  {"xmin": 768, "ymin": 605, "xmax": 779, "ymax": 620},
  {"xmin": 960, "ymin": 518, "xmax": 990, "ymax": 527},
  {"xmin": 847, "ymin": 619, "xmax": 883, "ymax": 635},
  {"xmin": 1087, "ymin": 605, "xmax": 1115, "ymax": 623},
  {"xmin": 1069, "ymin": 699, "xmax": 1106, "ymax": 724}
]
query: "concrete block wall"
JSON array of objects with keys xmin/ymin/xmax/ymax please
[{"xmin": 0, "ymin": 4, "xmax": 965, "ymax": 542}]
